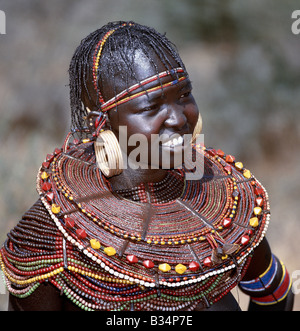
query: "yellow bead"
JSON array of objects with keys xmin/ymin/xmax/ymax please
[
  {"xmin": 249, "ymin": 217, "xmax": 259, "ymax": 227},
  {"xmin": 104, "ymin": 246, "xmax": 116, "ymax": 256},
  {"xmin": 51, "ymin": 204, "xmax": 61, "ymax": 214},
  {"xmin": 235, "ymin": 162, "xmax": 243, "ymax": 170},
  {"xmin": 158, "ymin": 263, "xmax": 171, "ymax": 272},
  {"xmin": 90, "ymin": 238, "xmax": 101, "ymax": 250},
  {"xmin": 253, "ymin": 207, "xmax": 262, "ymax": 215},
  {"xmin": 41, "ymin": 171, "xmax": 49, "ymax": 179},
  {"xmin": 175, "ymin": 264, "xmax": 187, "ymax": 274},
  {"xmin": 243, "ymin": 169, "xmax": 251, "ymax": 179}
]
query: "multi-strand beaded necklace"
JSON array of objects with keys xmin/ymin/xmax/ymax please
[{"xmin": 0, "ymin": 139, "xmax": 270, "ymax": 311}]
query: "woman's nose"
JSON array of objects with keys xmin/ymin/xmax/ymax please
[{"xmin": 164, "ymin": 104, "xmax": 187, "ymax": 130}]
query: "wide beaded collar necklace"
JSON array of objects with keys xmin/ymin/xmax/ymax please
[
  {"xmin": 36, "ymin": 139, "xmax": 269, "ymax": 286},
  {"xmin": 0, "ymin": 137, "xmax": 270, "ymax": 311}
]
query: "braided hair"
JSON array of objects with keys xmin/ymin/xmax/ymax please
[{"xmin": 68, "ymin": 21, "xmax": 187, "ymax": 134}]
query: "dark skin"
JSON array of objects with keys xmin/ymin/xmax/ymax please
[{"xmin": 9, "ymin": 50, "xmax": 293, "ymax": 311}]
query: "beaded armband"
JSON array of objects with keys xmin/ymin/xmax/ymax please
[{"xmin": 239, "ymin": 254, "xmax": 292, "ymax": 305}]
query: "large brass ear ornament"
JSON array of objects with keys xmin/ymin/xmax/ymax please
[
  {"xmin": 94, "ymin": 130, "xmax": 123, "ymax": 177},
  {"xmin": 191, "ymin": 113, "xmax": 203, "ymax": 143}
]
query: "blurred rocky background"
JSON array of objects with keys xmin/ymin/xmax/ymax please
[{"xmin": 0, "ymin": 0, "xmax": 299, "ymax": 310}]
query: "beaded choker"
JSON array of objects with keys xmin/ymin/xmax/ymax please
[
  {"xmin": 0, "ymin": 139, "xmax": 270, "ymax": 311},
  {"xmin": 113, "ymin": 170, "xmax": 185, "ymax": 203}
]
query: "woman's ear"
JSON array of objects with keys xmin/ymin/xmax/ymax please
[
  {"xmin": 86, "ymin": 108, "xmax": 101, "ymax": 130},
  {"xmin": 86, "ymin": 108, "xmax": 112, "ymax": 133}
]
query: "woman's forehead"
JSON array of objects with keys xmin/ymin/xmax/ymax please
[
  {"xmin": 102, "ymin": 48, "xmax": 183, "ymax": 98},
  {"xmin": 132, "ymin": 49, "xmax": 177, "ymax": 81}
]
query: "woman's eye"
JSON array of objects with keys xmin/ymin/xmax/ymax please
[
  {"xmin": 141, "ymin": 104, "xmax": 159, "ymax": 113},
  {"xmin": 180, "ymin": 91, "xmax": 191, "ymax": 99}
]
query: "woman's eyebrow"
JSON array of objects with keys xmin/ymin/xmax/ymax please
[{"xmin": 146, "ymin": 80, "xmax": 193, "ymax": 102}]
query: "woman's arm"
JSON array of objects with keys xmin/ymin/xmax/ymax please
[
  {"xmin": 8, "ymin": 282, "xmax": 63, "ymax": 311},
  {"xmin": 8, "ymin": 281, "xmax": 81, "ymax": 311},
  {"xmin": 240, "ymin": 237, "xmax": 294, "ymax": 311}
]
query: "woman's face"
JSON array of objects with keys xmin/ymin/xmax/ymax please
[{"xmin": 105, "ymin": 50, "xmax": 200, "ymax": 169}]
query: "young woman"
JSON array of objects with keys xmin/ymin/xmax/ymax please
[{"xmin": 1, "ymin": 21, "xmax": 294, "ymax": 311}]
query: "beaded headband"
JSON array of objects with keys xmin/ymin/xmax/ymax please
[
  {"xmin": 101, "ymin": 67, "xmax": 187, "ymax": 113},
  {"xmin": 93, "ymin": 68, "xmax": 188, "ymax": 134}
]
